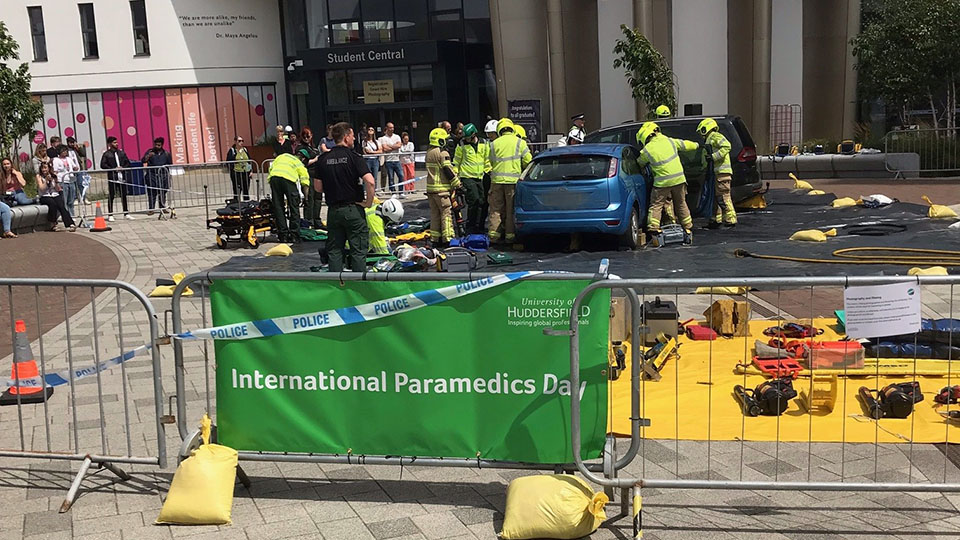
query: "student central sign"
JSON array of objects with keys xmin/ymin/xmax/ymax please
[{"xmin": 303, "ymin": 41, "xmax": 438, "ymax": 69}]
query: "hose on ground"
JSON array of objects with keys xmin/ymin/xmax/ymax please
[{"xmin": 733, "ymin": 247, "xmax": 960, "ymax": 266}]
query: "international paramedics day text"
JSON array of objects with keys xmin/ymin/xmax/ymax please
[{"xmin": 231, "ymin": 369, "xmax": 588, "ymax": 399}]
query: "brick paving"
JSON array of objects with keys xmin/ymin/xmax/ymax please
[{"xmin": 1, "ymin": 200, "xmax": 959, "ymax": 539}]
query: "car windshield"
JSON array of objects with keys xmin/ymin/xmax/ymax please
[{"xmin": 525, "ymin": 155, "xmax": 612, "ymax": 182}]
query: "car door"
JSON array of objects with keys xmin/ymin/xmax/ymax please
[{"xmin": 621, "ymin": 146, "xmax": 648, "ymax": 221}]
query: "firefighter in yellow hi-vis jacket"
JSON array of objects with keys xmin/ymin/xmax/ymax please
[{"xmin": 425, "ymin": 127, "xmax": 461, "ymax": 246}]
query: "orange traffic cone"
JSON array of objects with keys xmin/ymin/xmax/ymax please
[
  {"xmin": 90, "ymin": 201, "xmax": 111, "ymax": 232},
  {"xmin": 1, "ymin": 320, "xmax": 54, "ymax": 405}
]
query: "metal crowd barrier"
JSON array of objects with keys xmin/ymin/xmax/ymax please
[
  {"xmin": 0, "ymin": 278, "xmax": 166, "ymax": 512},
  {"xmin": 563, "ymin": 275, "xmax": 960, "ymax": 531},
  {"xmin": 167, "ymin": 270, "xmax": 638, "ymax": 487},
  {"xmin": 884, "ymin": 128, "xmax": 960, "ymax": 178},
  {"xmin": 80, "ymin": 160, "xmax": 261, "ymax": 218}
]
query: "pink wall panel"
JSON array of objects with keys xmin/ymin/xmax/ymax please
[
  {"xmin": 198, "ymin": 86, "xmax": 219, "ymax": 162},
  {"xmin": 165, "ymin": 89, "xmax": 187, "ymax": 165},
  {"xmin": 101, "ymin": 91, "xmax": 121, "ymax": 147},
  {"xmin": 180, "ymin": 89, "xmax": 203, "ymax": 164},
  {"xmin": 216, "ymin": 86, "xmax": 236, "ymax": 160},
  {"xmin": 116, "ymin": 90, "xmax": 138, "ymax": 156},
  {"xmin": 133, "ymin": 89, "xmax": 153, "ymax": 159},
  {"xmin": 149, "ymin": 89, "xmax": 169, "ymax": 154}
]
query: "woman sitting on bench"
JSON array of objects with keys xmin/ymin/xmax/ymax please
[{"xmin": 36, "ymin": 162, "xmax": 76, "ymax": 232}]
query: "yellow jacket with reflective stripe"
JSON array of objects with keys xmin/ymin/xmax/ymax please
[
  {"xmin": 366, "ymin": 205, "xmax": 389, "ymax": 255},
  {"xmin": 705, "ymin": 131, "xmax": 733, "ymax": 176},
  {"xmin": 489, "ymin": 133, "xmax": 532, "ymax": 185},
  {"xmin": 268, "ymin": 153, "xmax": 310, "ymax": 186},
  {"xmin": 453, "ymin": 141, "xmax": 491, "ymax": 179},
  {"xmin": 637, "ymin": 134, "xmax": 698, "ymax": 188},
  {"xmin": 426, "ymin": 147, "xmax": 461, "ymax": 193}
]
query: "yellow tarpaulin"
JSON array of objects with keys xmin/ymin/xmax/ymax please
[{"xmin": 608, "ymin": 318, "xmax": 960, "ymax": 443}]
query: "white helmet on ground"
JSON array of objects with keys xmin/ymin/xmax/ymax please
[
  {"xmin": 379, "ymin": 197, "xmax": 404, "ymax": 223},
  {"xmin": 484, "ymin": 120, "xmax": 499, "ymax": 134}
]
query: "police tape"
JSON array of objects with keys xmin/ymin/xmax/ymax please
[
  {"xmin": 2, "ymin": 272, "xmax": 539, "ymax": 390},
  {"xmin": 175, "ymin": 271, "xmax": 541, "ymax": 341},
  {"xmin": 2, "ymin": 344, "xmax": 151, "ymax": 390},
  {"xmin": 375, "ymin": 175, "xmax": 424, "ymax": 191}
]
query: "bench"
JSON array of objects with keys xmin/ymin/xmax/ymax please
[{"xmin": 9, "ymin": 204, "xmax": 51, "ymax": 234}]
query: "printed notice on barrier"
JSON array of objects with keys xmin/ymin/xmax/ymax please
[{"xmin": 843, "ymin": 282, "xmax": 921, "ymax": 338}]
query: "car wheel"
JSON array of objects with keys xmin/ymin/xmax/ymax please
[{"xmin": 620, "ymin": 206, "xmax": 640, "ymax": 250}]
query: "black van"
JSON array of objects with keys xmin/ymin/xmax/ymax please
[{"xmin": 583, "ymin": 115, "xmax": 762, "ymax": 203}]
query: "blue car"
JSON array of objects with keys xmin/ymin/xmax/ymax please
[{"xmin": 515, "ymin": 144, "xmax": 649, "ymax": 249}]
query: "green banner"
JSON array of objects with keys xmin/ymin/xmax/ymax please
[{"xmin": 210, "ymin": 278, "xmax": 609, "ymax": 464}]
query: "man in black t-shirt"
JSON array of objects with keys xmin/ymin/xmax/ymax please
[{"xmin": 316, "ymin": 122, "xmax": 376, "ymax": 272}]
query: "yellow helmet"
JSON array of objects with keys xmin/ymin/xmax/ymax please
[
  {"xmin": 429, "ymin": 127, "xmax": 449, "ymax": 147},
  {"xmin": 655, "ymin": 105, "xmax": 671, "ymax": 118},
  {"xmin": 697, "ymin": 118, "xmax": 719, "ymax": 137},
  {"xmin": 635, "ymin": 122, "xmax": 659, "ymax": 146},
  {"xmin": 496, "ymin": 117, "xmax": 514, "ymax": 134},
  {"xmin": 514, "ymin": 124, "xmax": 527, "ymax": 139}
]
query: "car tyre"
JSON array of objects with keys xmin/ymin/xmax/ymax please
[{"xmin": 620, "ymin": 206, "xmax": 640, "ymax": 250}]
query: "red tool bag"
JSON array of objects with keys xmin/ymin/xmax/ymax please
[
  {"xmin": 686, "ymin": 325, "xmax": 717, "ymax": 341},
  {"xmin": 801, "ymin": 341, "xmax": 864, "ymax": 369}
]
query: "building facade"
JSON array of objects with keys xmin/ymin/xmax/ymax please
[
  {"xmin": 6, "ymin": 0, "xmax": 861, "ymax": 164},
  {"xmin": 6, "ymin": 0, "xmax": 286, "ymax": 168},
  {"xmin": 280, "ymin": 0, "xmax": 498, "ymax": 146}
]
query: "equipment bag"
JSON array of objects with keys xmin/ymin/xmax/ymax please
[{"xmin": 763, "ymin": 323, "xmax": 824, "ymax": 339}]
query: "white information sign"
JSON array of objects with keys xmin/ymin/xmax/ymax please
[{"xmin": 843, "ymin": 282, "xmax": 922, "ymax": 339}]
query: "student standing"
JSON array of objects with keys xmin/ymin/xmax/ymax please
[
  {"xmin": 399, "ymin": 132, "xmax": 415, "ymax": 195},
  {"xmin": 142, "ymin": 137, "xmax": 172, "ymax": 213},
  {"xmin": 226, "ymin": 136, "xmax": 252, "ymax": 200},
  {"xmin": 99, "ymin": 136, "xmax": 133, "ymax": 221}
]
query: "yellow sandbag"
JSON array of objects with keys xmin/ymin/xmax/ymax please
[
  {"xmin": 908, "ymin": 266, "xmax": 948, "ymax": 276},
  {"xmin": 922, "ymin": 195, "xmax": 958, "ymax": 219},
  {"xmin": 831, "ymin": 197, "xmax": 857, "ymax": 208},
  {"xmin": 789, "ymin": 228, "xmax": 837, "ymax": 242},
  {"xmin": 695, "ymin": 286, "xmax": 748, "ymax": 295},
  {"xmin": 734, "ymin": 194, "xmax": 766, "ymax": 209},
  {"xmin": 157, "ymin": 415, "xmax": 238, "ymax": 525},
  {"xmin": 789, "ymin": 173, "xmax": 813, "ymax": 191},
  {"xmin": 500, "ymin": 475, "xmax": 608, "ymax": 540},
  {"xmin": 265, "ymin": 244, "xmax": 293, "ymax": 257},
  {"xmin": 807, "ymin": 189, "xmax": 826, "ymax": 195},
  {"xmin": 149, "ymin": 273, "xmax": 193, "ymax": 297}
]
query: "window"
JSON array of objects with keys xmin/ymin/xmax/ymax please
[
  {"xmin": 325, "ymin": 71, "xmax": 349, "ymax": 106},
  {"xmin": 410, "ymin": 65, "xmax": 433, "ymax": 102},
  {"xmin": 428, "ymin": 0, "xmax": 462, "ymax": 41},
  {"xmin": 395, "ymin": 0, "xmax": 428, "ymax": 41},
  {"xmin": 27, "ymin": 7, "xmax": 47, "ymax": 61},
  {"xmin": 329, "ymin": 0, "xmax": 361, "ymax": 44},
  {"xmin": 361, "ymin": 0, "xmax": 394, "ymax": 43},
  {"xmin": 621, "ymin": 148, "xmax": 642, "ymax": 175},
  {"xmin": 463, "ymin": 0, "xmax": 491, "ymax": 43},
  {"xmin": 78, "ymin": 3, "xmax": 99, "ymax": 59},
  {"xmin": 304, "ymin": 0, "xmax": 328, "ymax": 48},
  {"xmin": 129, "ymin": 0, "xmax": 150, "ymax": 56}
]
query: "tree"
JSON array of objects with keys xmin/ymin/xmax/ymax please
[
  {"xmin": 0, "ymin": 21, "xmax": 43, "ymax": 161},
  {"xmin": 612, "ymin": 25, "xmax": 676, "ymax": 119},
  {"xmin": 853, "ymin": 0, "xmax": 960, "ymax": 131}
]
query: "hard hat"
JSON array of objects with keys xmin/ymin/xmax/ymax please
[
  {"xmin": 429, "ymin": 127, "xmax": 449, "ymax": 147},
  {"xmin": 462, "ymin": 123, "xmax": 478, "ymax": 138},
  {"xmin": 514, "ymin": 124, "xmax": 527, "ymax": 139},
  {"xmin": 484, "ymin": 120, "xmax": 499, "ymax": 134},
  {"xmin": 697, "ymin": 117, "xmax": 719, "ymax": 136},
  {"xmin": 655, "ymin": 105, "xmax": 671, "ymax": 118},
  {"xmin": 379, "ymin": 197, "xmax": 404, "ymax": 223},
  {"xmin": 496, "ymin": 117, "xmax": 514, "ymax": 134},
  {"xmin": 284, "ymin": 125, "xmax": 294, "ymax": 133},
  {"xmin": 635, "ymin": 122, "xmax": 659, "ymax": 146}
]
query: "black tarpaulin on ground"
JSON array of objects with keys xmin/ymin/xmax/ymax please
[{"xmin": 210, "ymin": 189, "xmax": 960, "ymax": 278}]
